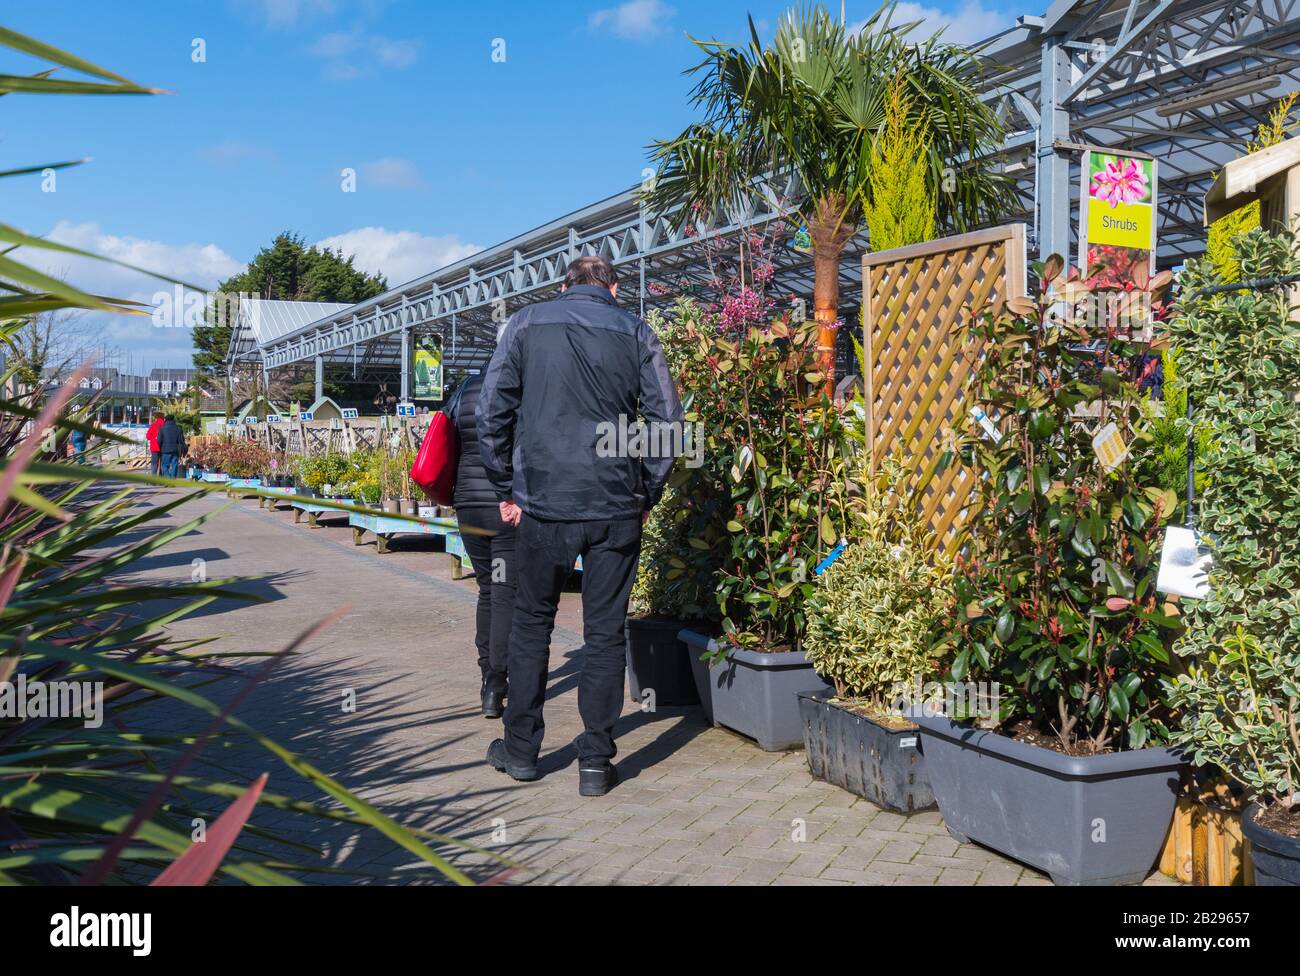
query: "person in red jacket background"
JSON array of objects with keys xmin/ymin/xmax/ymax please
[{"xmin": 145, "ymin": 412, "xmax": 164, "ymax": 476}]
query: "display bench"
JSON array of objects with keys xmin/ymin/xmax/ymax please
[
  {"xmin": 348, "ymin": 511, "xmax": 468, "ymax": 571},
  {"xmin": 225, "ymin": 477, "xmax": 262, "ymax": 498},
  {"xmin": 199, "ymin": 472, "xmax": 229, "ymax": 483},
  {"xmin": 258, "ymin": 486, "xmax": 298, "ymax": 509},
  {"xmin": 291, "ymin": 500, "xmax": 351, "ymax": 528}
]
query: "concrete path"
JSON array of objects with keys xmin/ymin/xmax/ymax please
[{"xmin": 113, "ymin": 486, "xmax": 1172, "ymax": 886}]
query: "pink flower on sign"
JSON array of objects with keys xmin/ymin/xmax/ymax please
[{"xmin": 1090, "ymin": 157, "xmax": 1148, "ymax": 208}]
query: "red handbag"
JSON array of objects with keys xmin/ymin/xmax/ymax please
[{"xmin": 409, "ymin": 386, "xmax": 463, "ymax": 505}]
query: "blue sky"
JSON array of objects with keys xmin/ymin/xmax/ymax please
[{"xmin": 3, "ymin": 0, "xmax": 1022, "ymax": 368}]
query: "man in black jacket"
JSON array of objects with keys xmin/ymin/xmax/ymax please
[
  {"xmin": 157, "ymin": 416, "xmax": 187, "ymax": 479},
  {"xmin": 477, "ymin": 255, "xmax": 683, "ymax": 796}
]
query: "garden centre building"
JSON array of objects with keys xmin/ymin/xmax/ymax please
[{"xmin": 225, "ymin": 0, "xmax": 1300, "ymax": 400}]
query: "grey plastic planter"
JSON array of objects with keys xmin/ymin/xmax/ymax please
[
  {"xmin": 912, "ymin": 711, "xmax": 1184, "ymax": 885},
  {"xmin": 798, "ymin": 691, "xmax": 934, "ymax": 813},
  {"xmin": 679, "ymin": 629, "xmax": 831, "ymax": 751},
  {"xmin": 625, "ymin": 616, "xmax": 700, "ymax": 706},
  {"xmin": 1242, "ymin": 803, "xmax": 1300, "ymax": 886}
]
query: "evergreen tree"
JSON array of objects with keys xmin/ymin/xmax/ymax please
[{"xmin": 192, "ymin": 232, "xmax": 388, "ymax": 376}]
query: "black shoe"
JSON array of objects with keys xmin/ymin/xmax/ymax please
[
  {"xmin": 578, "ymin": 763, "xmax": 619, "ymax": 797},
  {"xmin": 486, "ymin": 738, "xmax": 538, "ymax": 782},
  {"xmin": 481, "ymin": 689, "xmax": 505, "ymax": 719}
]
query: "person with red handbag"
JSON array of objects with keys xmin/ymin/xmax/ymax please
[{"xmin": 449, "ymin": 372, "xmax": 516, "ymax": 718}]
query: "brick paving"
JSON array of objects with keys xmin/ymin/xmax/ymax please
[{"xmin": 113, "ymin": 486, "xmax": 1175, "ymax": 886}]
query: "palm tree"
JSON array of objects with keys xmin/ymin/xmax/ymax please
[{"xmin": 644, "ymin": 3, "xmax": 1011, "ymax": 385}]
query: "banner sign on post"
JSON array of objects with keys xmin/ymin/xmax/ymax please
[
  {"xmin": 1079, "ymin": 149, "xmax": 1157, "ymax": 289},
  {"xmin": 413, "ymin": 334, "xmax": 443, "ymax": 401}
]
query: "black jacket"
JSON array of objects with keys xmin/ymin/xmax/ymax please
[
  {"xmin": 476, "ymin": 285, "xmax": 683, "ymax": 521},
  {"xmin": 158, "ymin": 420, "xmax": 186, "ymax": 455},
  {"xmin": 450, "ymin": 376, "xmax": 498, "ymax": 510}
]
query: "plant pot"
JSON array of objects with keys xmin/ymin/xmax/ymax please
[
  {"xmin": 625, "ymin": 616, "xmax": 699, "ymax": 707},
  {"xmin": 678, "ymin": 629, "xmax": 831, "ymax": 751},
  {"xmin": 1241, "ymin": 803, "xmax": 1300, "ymax": 886},
  {"xmin": 383, "ymin": 498, "xmax": 400, "ymax": 514},
  {"xmin": 401, "ymin": 498, "xmax": 419, "ymax": 515},
  {"xmin": 912, "ymin": 711, "xmax": 1184, "ymax": 885},
  {"xmin": 798, "ymin": 690, "xmax": 933, "ymax": 813}
]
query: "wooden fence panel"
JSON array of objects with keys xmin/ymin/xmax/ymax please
[{"xmin": 862, "ymin": 224, "xmax": 1028, "ymax": 551}]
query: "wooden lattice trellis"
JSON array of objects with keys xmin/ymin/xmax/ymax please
[{"xmin": 862, "ymin": 224, "xmax": 1028, "ymax": 552}]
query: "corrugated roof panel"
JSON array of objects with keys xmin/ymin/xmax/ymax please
[{"xmin": 239, "ymin": 299, "xmax": 353, "ymax": 346}]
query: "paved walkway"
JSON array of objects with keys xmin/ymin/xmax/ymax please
[{"xmin": 114, "ymin": 487, "xmax": 1169, "ymax": 886}]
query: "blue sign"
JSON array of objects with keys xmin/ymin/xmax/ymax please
[
  {"xmin": 299, "ymin": 411, "xmax": 314, "ymax": 422},
  {"xmin": 266, "ymin": 414, "xmax": 282, "ymax": 424},
  {"xmin": 396, "ymin": 402, "xmax": 416, "ymax": 418},
  {"xmin": 225, "ymin": 418, "xmax": 238, "ymax": 427},
  {"xmin": 342, "ymin": 408, "xmax": 359, "ymax": 420}
]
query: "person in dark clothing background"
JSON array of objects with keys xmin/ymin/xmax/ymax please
[
  {"xmin": 450, "ymin": 369, "xmax": 516, "ymax": 718},
  {"xmin": 477, "ymin": 254, "xmax": 684, "ymax": 796},
  {"xmin": 157, "ymin": 416, "xmax": 187, "ymax": 479}
]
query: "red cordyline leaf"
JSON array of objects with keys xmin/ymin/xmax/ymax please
[{"xmin": 150, "ymin": 773, "xmax": 268, "ymax": 887}]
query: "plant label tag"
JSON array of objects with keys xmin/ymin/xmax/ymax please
[
  {"xmin": 1091, "ymin": 421, "xmax": 1129, "ymax": 473},
  {"xmin": 970, "ymin": 406, "xmax": 1001, "ymax": 443},
  {"xmin": 899, "ymin": 736, "xmax": 917, "ymax": 749},
  {"xmin": 1156, "ymin": 525, "xmax": 1212, "ymax": 599}
]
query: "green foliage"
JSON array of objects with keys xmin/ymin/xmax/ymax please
[
  {"xmin": 805, "ymin": 459, "xmax": 951, "ymax": 711},
  {"xmin": 670, "ymin": 299, "xmax": 852, "ymax": 651},
  {"xmin": 1134, "ymin": 347, "xmax": 1211, "ymax": 516},
  {"xmin": 862, "ymin": 77, "xmax": 937, "ymax": 253},
  {"xmin": 1167, "ymin": 227, "xmax": 1300, "ymax": 808},
  {"xmin": 644, "ymin": 2, "xmax": 1009, "ymax": 237},
  {"xmin": 941, "ymin": 265, "xmax": 1181, "ymax": 753},
  {"xmin": 1206, "ymin": 202, "xmax": 1259, "ymax": 283},
  {"xmin": 192, "ymin": 233, "xmax": 387, "ymax": 376},
  {"xmin": 295, "ymin": 452, "xmax": 352, "ymax": 492}
]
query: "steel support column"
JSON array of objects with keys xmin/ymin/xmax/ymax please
[
  {"xmin": 400, "ymin": 325, "xmax": 410, "ymax": 401},
  {"xmin": 314, "ymin": 354, "xmax": 323, "ymax": 402},
  {"xmin": 1037, "ymin": 33, "xmax": 1073, "ymax": 263}
]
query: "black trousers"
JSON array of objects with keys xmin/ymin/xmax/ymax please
[
  {"xmin": 457, "ymin": 506, "xmax": 516, "ymax": 695},
  {"xmin": 503, "ymin": 513, "xmax": 641, "ymax": 767}
]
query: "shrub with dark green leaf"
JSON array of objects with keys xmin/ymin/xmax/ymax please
[
  {"xmin": 672, "ymin": 300, "xmax": 852, "ymax": 652},
  {"xmin": 940, "ymin": 261, "xmax": 1181, "ymax": 753},
  {"xmin": 1167, "ymin": 227, "xmax": 1300, "ymax": 811}
]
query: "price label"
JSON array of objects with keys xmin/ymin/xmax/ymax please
[
  {"xmin": 1091, "ymin": 421, "xmax": 1130, "ymax": 473},
  {"xmin": 266, "ymin": 414, "xmax": 282, "ymax": 424},
  {"xmin": 397, "ymin": 402, "xmax": 416, "ymax": 418},
  {"xmin": 299, "ymin": 411, "xmax": 314, "ymax": 422},
  {"xmin": 244, "ymin": 415, "xmax": 257, "ymax": 425},
  {"xmin": 225, "ymin": 418, "xmax": 239, "ymax": 427},
  {"xmin": 341, "ymin": 408, "xmax": 359, "ymax": 420}
]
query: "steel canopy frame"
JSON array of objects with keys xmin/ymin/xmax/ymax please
[{"xmin": 244, "ymin": 0, "xmax": 1300, "ymax": 379}]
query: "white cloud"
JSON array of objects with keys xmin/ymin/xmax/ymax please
[
  {"xmin": 357, "ymin": 157, "xmax": 423, "ymax": 189},
  {"xmin": 241, "ymin": 0, "xmax": 339, "ymax": 29},
  {"xmin": 309, "ymin": 29, "xmax": 421, "ymax": 78},
  {"xmin": 588, "ymin": 0, "xmax": 676, "ymax": 41},
  {"xmin": 14, "ymin": 221, "xmax": 245, "ymax": 367},
  {"xmin": 313, "ymin": 227, "xmax": 481, "ymax": 287},
  {"xmin": 853, "ymin": 1, "xmax": 1010, "ymax": 45},
  {"xmin": 198, "ymin": 139, "xmax": 273, "ymax": 167}
]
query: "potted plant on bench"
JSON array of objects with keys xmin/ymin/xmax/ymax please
[
  {"xmin": 916, "ymin": 258, "xmax": 1186, "ymax": 885},
  {"xmin": 800, "ymin": 457, "xmax": 951, "ymax": 812},
  {"xmin": 1167, "ymin": 226, "xmax": 1300, "ymax": 886}
]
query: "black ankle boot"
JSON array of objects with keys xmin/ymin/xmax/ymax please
[{"xmin": 481, "ymin": 688, "xmax": 505, "ymax": 718}]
